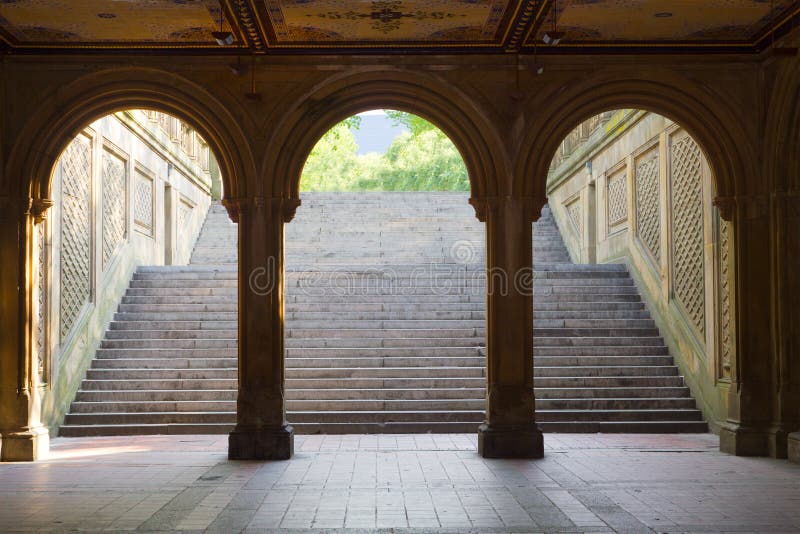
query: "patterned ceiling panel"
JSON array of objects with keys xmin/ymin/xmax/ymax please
[
  {"xmin": 527, "ymin": 0, "xmax": 796, "ymax": 46},
  {"xmin": 258, "ymin": 0, "xmax": 516, "ymax": 46},
  {"xmin": 0, "ymin": 0, "xmax": 224, "ymax": 46},
  {"xmin": 0, "ymin": 0, "xmax": 796, "ymax": 51}
]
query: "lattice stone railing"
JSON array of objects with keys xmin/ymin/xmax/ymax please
[
  {"xmin": 635, "ymin": 151, "xmax": 661, "ymax": 264},
  {"xmin": 101, "ymin": 149, "xmax": 127, "ymax": 269},
  {"xmin": 59, "ymin": 135, "xmax": 93, "ymax": 341},
  {"xmin": 670, "ymin": 134, "xmax": 706, "ymax": 337}
]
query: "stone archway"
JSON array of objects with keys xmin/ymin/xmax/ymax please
[
  {"xmin": 512, "ymin": 70, "xmax": 786, "ymax": 456},
  {"xmin": 227, "ymin": 70, "xmax": 549, "ymax": 460},
  {"xmin": 0, "ymin": 67, "xmax": 255, "ymax": 461},
  {"xmin": 5, "ymin": 67, "xmax": 253, "ymax": 205},
  {"xmin": 514, "ymin": 73, "xmax": 753, "ymax": 204},
  {"xmin": 263, "ymin": 69, "xmax": 508, "ymax": 204}
]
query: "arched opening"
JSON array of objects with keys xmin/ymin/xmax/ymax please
[
  {"xmin": 34, "ymin": 109, "xmax": 236, "ymax": 438},
  {"xmin": 284, "ymin": 109, "xmax": 487, "ymax": 433},
  {"xmin": 536, "ymin": 108, "xmax": 734, "ymax": 435}
]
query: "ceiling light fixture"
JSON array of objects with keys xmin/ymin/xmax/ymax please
[
  {"xmin": 212, "ymin": 0, "xmax": 234, "ymax": 46},
  {"xmin": 529, "ymin": 0, "xmax": 545, "ymax": 75},
  {"xmin": 543, "ymin": 0, "xmax": 565, "ymax": 45}
]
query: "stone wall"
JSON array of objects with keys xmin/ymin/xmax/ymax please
[
  {"xmin": 36, "ymin": 110, "xmax": 215, "ymax": 434},
  {"xmin": 546, "ymin": 110, "xmax": 733, "ymax": 431}
]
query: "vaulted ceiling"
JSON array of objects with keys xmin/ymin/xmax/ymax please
[{"xmin": 0, "ymin": 0, "xmax": 798, "ymax": 53}]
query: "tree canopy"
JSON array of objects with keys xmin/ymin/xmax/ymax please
[{"xmin": 300, "ymin": 111, "xmax": 469, "ymax": 192}]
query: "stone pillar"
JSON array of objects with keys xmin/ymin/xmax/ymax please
[
  {"xmin": 0, "ymin": 197, "xmax": 51, "ymax": 461},
  {"xmin": 226, "ymin": 196, "xmax": 299, "ymax": 460},
  {"xmin": 470, "ymin": 196, "xmax": 544, "ymax": 458},
  {"xmin": 716, "ymin": 196, "xmax": 777, "ymax": 456},
  {"xmin": 582, "ymin": 178, "xmax": 597, "ymax": 264},
  {"xmin": 770, "ymin": 191, "xmax": 800, "ymax": 457}
]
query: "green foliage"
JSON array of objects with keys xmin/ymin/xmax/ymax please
[
  {"xmin": 384, "ymin": 110, "xmax": 436, "ymax": 136},
  {"xmin": 300, "ymin": 112, "xmax": 469, "ymax": 192}
]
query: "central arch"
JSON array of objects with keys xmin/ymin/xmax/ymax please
[{"xmin": 264, "ymin": 70, "xmax": 508, "ymax": 203}]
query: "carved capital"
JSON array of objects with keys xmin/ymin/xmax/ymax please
[
  {"xmin": 714, "ymin": 195, "xmax": 771, "ymax": 221},
  {"xmin": 713, "ymin": 196, "xmax": 736, "ymax": 222},
  {"xmin": 469, "ymin": 195, "xmax": 548, "ymax": 223},
  {"xmin": 468, "ymin": 197, "xmax": 488, "ymax": 222},
  {"xmin": 255, "ymin": 196, "xmax": 302, "ymax": 223},
  {"xmin": 739, "ymin": 195, "xmax": 770, "ymax": 220},
  {"xmin": 773, "ymin": 191, "xmax": 800, "ymax": 220},
  {"xmin": 221, "ymin": 197, "xmax": 246, "ymax": 223},
  {"xmin": 281, "ymin": 197, "xmax": 301, "ymax": 223},
  {"xmin": 229, "ymin": 196, "xmax": 302, "ymax": 224},
  {"xmin": 0, "ymin": 196, "xmax": 41, "ymax": 222},
  {"xmin": 31, "ymin": 199, "xmax": 55, "ymax": 224}
]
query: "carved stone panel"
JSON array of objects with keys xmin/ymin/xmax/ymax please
[
  {"xmin": 134, "ymin": 168, "xmax": 154, "ymax": 236},
  {"xmin": 565, "ymin": 197, "xmax": 583, "ymax": 238},
  {"xmin": 101, "ymin": 148, "xmax": 127, "ymax": 268},
  {"xmin": 717, "ymin": 212, "xmax": 733, "ymax": 380},
  {"xmin": 59, "ymin": 134, "xmax": 93, "ymax": 341},
  {"xmin": 178, "ymin": 196, "xmax": 193, "ymax": 229},
  {"xmin": 607, "ymin": 169, "xmax": 628, "ymax": 228},
  {"xmin": 635, "ymin": 149, "xmax": 661, "ymax": 263},
  {"xmin": 670, "ymin": 132, "xmax": 705, "ymax": 338},
  {"xmin": 37, "ymin": 221, "xmax": 48, "ymax": 384}
]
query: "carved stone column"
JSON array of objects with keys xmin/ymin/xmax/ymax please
[
  {"xmin": 770, "ymin": 191, "xmax": 800, "ymax": 457},
  {"xmin": 470, "ymin": 196, "xmax": 544, "ymax": 458},
  {"xmin": 715, "ymin": 195, "xmax": 777, "ymax": 456},
  {"xmin": 226, "ymin": 196, "xmax": 299, "ymax": 460},
  {"xmin": 0, "ymin": 197, "xmax": 51, "ymax": 461}
]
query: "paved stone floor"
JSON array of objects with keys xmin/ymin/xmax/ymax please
[{"xmin": 0, "ymin": 434, "xmax": 799, "ymax": 533}]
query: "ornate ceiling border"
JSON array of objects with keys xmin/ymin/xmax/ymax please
[{"xmin": 0, "ymin": 0, "xmax": 796, "ymax": 54}]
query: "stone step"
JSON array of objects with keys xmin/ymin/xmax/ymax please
[
  {"xmin": 59, "ymin": 423, "xmax": 236, "ymax": 437},
  {"xmin": 287, "ymin": 357, "xmax": 487, "ymax": 368},
  {"xmin": 101, "ymin": 339, "xmax": 237, "ymax": 349},
  {"xmin": 79, "ymin": 378, "xmax": 239, "ymax": 390},
  {"xmin": 96, "ymin": 348, "xmax": 238, "ymax": 358},
  {"xmin": 62, "ymin": 195, "xmax": 705, "ymax": 437},
  {"xmin": 534, "ymin": 345, "xmax": 669, "ymax": 356},
  {"xmin": 536, "ymin": 421, "xmax": 709, "ymax": 433},
  {"xmin": 107, "ymin": 326, "xmax": 237, "ymax": 336},
  {"xmin": 286, "ymin": 338, "xmax": 485, "ymax": 348},
  {"xmin": 281, "ymin": 376, "xmax": 686, "ymax": 389}
]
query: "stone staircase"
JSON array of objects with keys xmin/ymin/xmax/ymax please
[{"xmin": 60, "ymin": 193, "xmax": 707, "ymax": 436}]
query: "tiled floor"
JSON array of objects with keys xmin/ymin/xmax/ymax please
[{"xmin": 1, "ymin": 434, "xmax": 799, "ymax": 533}]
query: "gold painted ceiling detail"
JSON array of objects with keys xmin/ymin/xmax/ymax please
[
  {"xmin": 0, "ymin": 0, "xmax": 797, "ymax": 51},
  {"xmin": 527, "ymin": 0, "xmax": 796, "ymax": 46},
  {"xmin": 0, "ymin": 0, "xmax": 224, "ymax": 45},
  {"xmin": 263, "ymin": 0, "xmax": 512, "ymax": 43}
]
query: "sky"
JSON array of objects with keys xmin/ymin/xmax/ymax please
[{"xmin": 352, "ymin": 110, "xmax": 409, "ymax": 155}]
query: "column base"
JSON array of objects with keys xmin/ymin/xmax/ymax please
[
  {"xmin": 1, "ymin": 426, "xmax": 49, "ymax": 462},
  {"xmin": 719, "ymin": 423, "xmax": 774, "ymax": 456},
  {"xmin": 229, "ymin": 424, "xmax": 294, "ymax": 460},
  {"xmin": 788, "ymin": 433, "xmax": 800, "ymax": 464},
  {"xmin": 478, "ymin": 423, "xmax": 543, "ymax": 458}
]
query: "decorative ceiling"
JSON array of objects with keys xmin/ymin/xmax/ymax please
[
  {"xmin": 527, "ymin": 0, "xmax": 798, "ymax": 48},
  {"xmin": 0, "ymin": 0, "xmax": 797, "ymax": 53}
]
